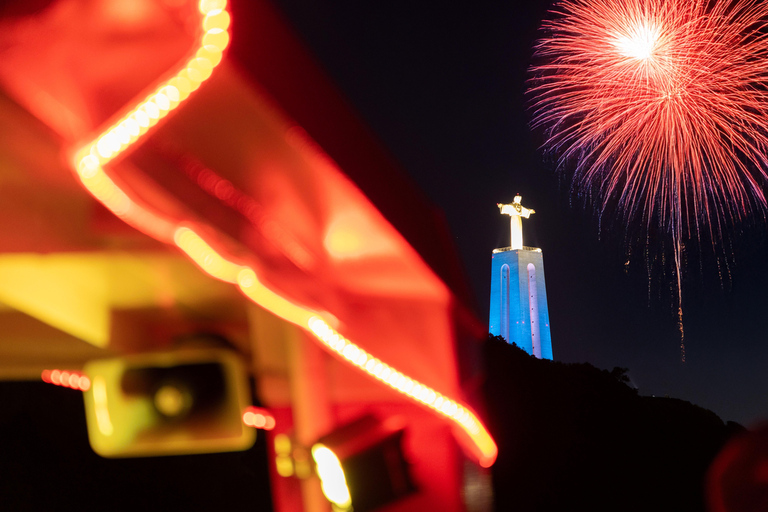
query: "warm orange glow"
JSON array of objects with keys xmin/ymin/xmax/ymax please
[
  {"xmin": 78, "ymin": 375, "xmax": 92, "ymax": 392},
  {"xmin": 42, "ymin": 369, "xmax": 91, "ymax": 392},
  {"xmin": 308, "ymin": 316, "xmax": 499, "ymax": 467},
  {"xmin": 67, "ymin": 0, "xmax": 497, "ymax": 467},
  {"xmin": 242, "ymin": 406, "xmax": 276, "ymax": 431},
  {"xmin": 237, "ymin": 269, "xmax": 315, "ymax": 326},
  {"xmin": 274, "ymin": 433, "xmax": 294, "ymax": 477},
  {"xmin": 203, "ymin": 10, "xmax": 230, "ymax": 32},
  {"xmin": 323, "ymin": 212, "xmax": 399, "ymax": 260},
  {"xmin": 174, "ymin": 227, "xmax": 244, "ymax": 283},
  {"xmin": 71, "ymin": 0, "xmax": 231, "ymax": 227},
  {"xmin": 199, "ymin": 0, "xmax": 227, "ymax": 15},
  {"xmin": 324, "ymin": 228, "xmax": 363, "ymax": 259},
  {"xmin": 293, "ymin": 447, "xmax": 312, "ymax": 479}
]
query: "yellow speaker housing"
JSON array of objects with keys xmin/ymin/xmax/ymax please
[{"xmin": 83, "ymin": 349, "xmax": 255, "ymax": 457}]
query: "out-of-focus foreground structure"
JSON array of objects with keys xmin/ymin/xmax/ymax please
[{"xmin": 0, "ymin": 1, "xmax": 496, "ymax": 510}]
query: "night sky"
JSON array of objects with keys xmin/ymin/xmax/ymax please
[{"xmin": 269, "ymin": 0, "xmax": 768, "ymax": 427}]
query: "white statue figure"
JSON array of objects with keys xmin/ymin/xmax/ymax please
[{"xmin": 498, "ymin": 195, "xmax": 535, "ymax": 250}]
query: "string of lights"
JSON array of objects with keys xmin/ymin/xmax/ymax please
[{"xmin": 69, "ymin": 0, "xmax": 497, "ymax": 467}]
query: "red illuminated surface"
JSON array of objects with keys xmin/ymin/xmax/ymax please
[
  {"xmin": 6, "ymin": 0, "xmax": 497, "ymax": 467},
  {"xmin": 41, "ymin": 369, "xmax": 91, "ymax": 391}
]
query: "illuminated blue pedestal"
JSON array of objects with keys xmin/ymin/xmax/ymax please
[{"xmin": 489, "ymin": 247, "xmax": 553, "ymax": 359}]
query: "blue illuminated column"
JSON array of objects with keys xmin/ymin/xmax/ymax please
[{"xmin": 489, "ymin": 247, "xmax": 553, "ymax": 360}]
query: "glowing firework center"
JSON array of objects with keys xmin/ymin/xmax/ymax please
[{"xmin": 490, "ymin": 196, "xmax": 553, "ymax": 359}]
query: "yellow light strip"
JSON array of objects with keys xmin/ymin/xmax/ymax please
[
  {"xmin": 308, "ymin": 316, "xmax": 498, "ymax": 467},
  {"xmin": 237, "ymin": 268, "xmax": 316, "ymax": 326},
  {"xmin": 71, "ymin": 1, "xmax": 231, "ymax": 242},
  {"xmin": 68, "ymin": 0, "xmax": 497, "ymax": 467},
  {"xmin": 174, "ymin": 226, "xmax": 245, "ymax": 283},
  {"xmin": 194, "ymin": 231, "xmax": 497, "ymax": 466}
]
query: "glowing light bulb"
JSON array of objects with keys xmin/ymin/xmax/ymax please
[
  {"xmin": 77, "ymin": 155, "xmax": 100, "ymax": 178},
  {"xmin": 123, "ymin": 118, "xmax": 140, "ymax": 137},
  {"xmin": 242, "ymin": 406, "xmax": 277, "ymax": 430},
  {"xmin": 153, "ymin": 93, "xmax": 171, "ymax": 111},
  {"xmin": 168, "ymin": 77, "xmax": 192, "ymax": 101},
  {"xmin": 202, "ymin": 29, "xmax": 230, "ymax": 51},
  {"xmin": 143, "ymin": 102, "xmax": 160, "ymax": 120},
  {"xmin": 96, "ymin": 137, "xmax": 114, "ymax": 159},
  {"xmin": 253, "ymin": 414, "xmax": 266, "ymax": 428},
  {"xmin": 199, "ymin": 0, "xmax": 227, "ymax": 15},
  {"xmin": 113, "ymin": 124, "xmax": 130, "ymax": 145},
  {"xmin": 197, "ymin": 45, "xmax": 223, "ymax": 68},
  {"xmin": 203, "ymin": 9, "xmax": 230, "ymax": 32},
  {"xmin": 312, "ymin": 444, "xmax": 352, "ymax": 510},
  {"xmin": 133, "ymin": 109, "xmax": 150, "ymax": 128},
  {"xmin": 190, "ymin": 57, "xmax": 213, "ymax": 81},
  {"xmin": 161, "ymin": 85, "xmax": 180, "ymax": 104}
]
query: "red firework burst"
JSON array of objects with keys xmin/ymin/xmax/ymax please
[
  {"xmin": 530, "ymin": 0, "xmax": 768, "ymax": 239},
  {"xmin": 530, "ymin": 0, "xmax": 768, "ymax": 360}
]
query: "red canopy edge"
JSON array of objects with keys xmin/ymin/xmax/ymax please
[{"xmin": 0, "ymin": 0, "xmax": 497, "ymax": 467}]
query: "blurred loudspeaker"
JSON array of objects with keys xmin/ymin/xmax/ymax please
[
  {"xmin": 344, "ymin": 429, "xmax": 416, "ymax": 512},
  {"xmin": 318, "ymin": 415, "xmax": 416, "ymax": 512},
  {"xmin": 82, "ymin": 349, "xmax": 255, "ymax": 457}
]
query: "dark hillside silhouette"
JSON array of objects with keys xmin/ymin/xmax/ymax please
[{"xmin": 483, "ymin": 335, "xmax": 740, "ymax": 512}]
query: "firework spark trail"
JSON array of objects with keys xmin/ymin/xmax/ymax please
[{"xmin": 530, "ymin": 0, "xmax": 768, "ymax": 361}]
